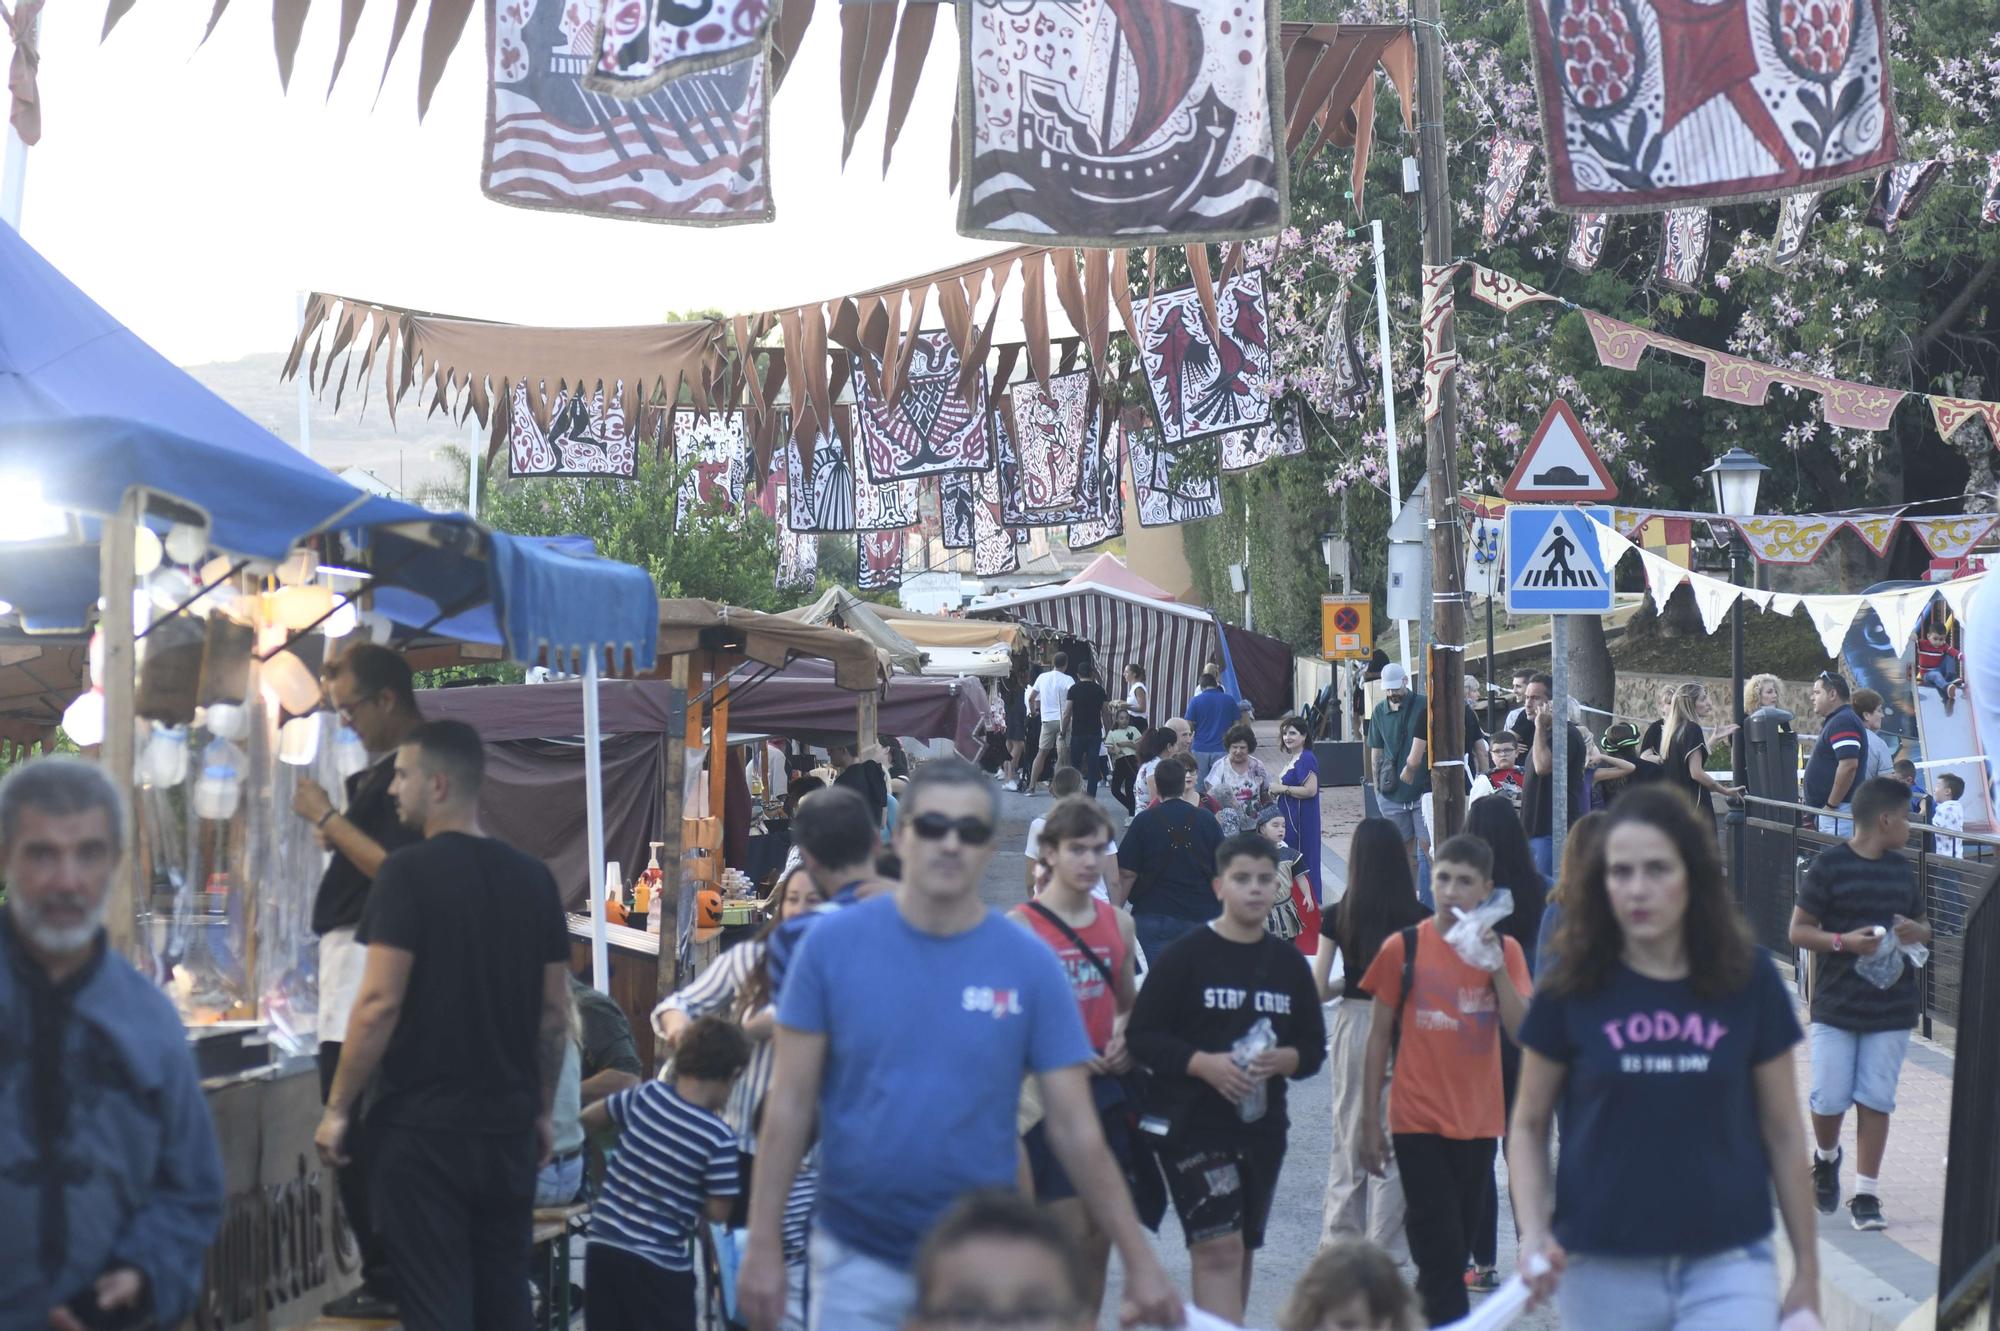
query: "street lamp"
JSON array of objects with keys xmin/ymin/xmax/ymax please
[{"xmin": 1706, "ymin": 448, "xmax": 1768, "ymax": 892}]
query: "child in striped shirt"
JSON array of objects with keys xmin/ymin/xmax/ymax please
[{"xmin": 582, "ymin": 1017, "xmax": 751, "ymax": 1331}]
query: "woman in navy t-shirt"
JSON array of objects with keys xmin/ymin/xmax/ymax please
[{"xmin": 1509, "ymin": 787, "xmax": 1819, "ymax": 1329}]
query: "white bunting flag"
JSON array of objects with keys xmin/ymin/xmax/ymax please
[{"xmin": 1806, "ymin": 595, "xmax": 1865, "ymax": 659}]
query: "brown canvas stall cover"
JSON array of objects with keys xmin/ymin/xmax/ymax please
[
  {"xmin": 869, "ymin": 604, "xmax": 1025, "ymax": 652},
  {"xmin": 775, "ymin": 586, "xmax": 928, "ymax": 676},
  {"xmin": 652, "ymin": 598, "xmax": 884, "ymax": 692},
  {"xmin": 281, "ymin": 294, "xmax": 729, "ymax": 463},
  {"xmin": 0, "ymin": 641, "xmax": 82, "ymax": 743}
]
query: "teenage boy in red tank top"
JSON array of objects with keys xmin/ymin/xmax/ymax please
[{"xmin": 1009, "ymin": 796, "xmax": 1138, "ymax": 1318}]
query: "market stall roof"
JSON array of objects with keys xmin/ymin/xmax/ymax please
[
  {"xmin": 775, "ymin": 587, "xmax": 929, "ymax": 676},
  {"xmin": 869, "ymin": 603, "xmax": 1027, "ymax": 651},
  {"xmin": 653, "ymin": 599, "xmax": 885, "ymax": 692},
  {"xmin": 0, "ymin": 222, "xmax": 660, "ymax": 671},
  {"xmin": 1069, "ymin": 554, "xmax": 1176, "ymax": 603}
]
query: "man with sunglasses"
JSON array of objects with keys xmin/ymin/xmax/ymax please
[
  {"xmin": 290, "ymin": 642, "xmax": 424, "ymax": 1320},
  {"xmin": 1804, "ymin": 671, "xmax": 1864, "ymax": 836},
  {"xmin": 740, "ymin": 760, "xmax": 1182, "ymax": 1331}
]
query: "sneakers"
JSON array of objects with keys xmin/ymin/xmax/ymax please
[
  {"xmin": 1812, "ymin": 1147, "xmax": 1842, "ymax": 1214},
  {"xmin": 1850, "ymin": 1193, "xmax": 1887, "ymax": 1231},
  {"xmin": 1463, "ymin": 1265, "xmax": 1500, "ymax": 1292},
  {"xmin": 322, "ymin": 1288, "xmax": 399, "ymax": 1320}
]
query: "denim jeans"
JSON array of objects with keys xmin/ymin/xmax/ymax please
[
  {"xmin": 1530, "ymin": 835, "xmax": 1553, "ymax": 881},
  {"xmin": 533, "ymin": 1151, "xmax": 585, "ymax": 1207},
  {"xmin": 1134, "ymin": 911, "xmax": 1209, "ymax": 971},
  {"xmin": 1557, "ymin": 1240, "xmax": 1778, "ymax": 1331},
  {"xmin": 1809, "ymin": 1023, "xmax": 1912, "ymax": 1115},
  {"xmin": 807, "ymin": 1227, "xmax": 915, "ymax": 1331},
  {"xmin": 1816, "ymin": 803, "xmax": 1852, "ymax": 837}
]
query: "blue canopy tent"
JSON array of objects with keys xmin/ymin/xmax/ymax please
[{"xmin": 0, "ymin": 219, "xmax": 655, "ymax": 984}]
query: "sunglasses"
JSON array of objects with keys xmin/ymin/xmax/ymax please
[{"xmin": 909, "ymin": 812, "xmax": 995, "ymax": 845}]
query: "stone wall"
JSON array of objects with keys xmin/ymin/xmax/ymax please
[{"xmin": 1611, "ymin": 670, "xmax": 1821, "ymax": 737}]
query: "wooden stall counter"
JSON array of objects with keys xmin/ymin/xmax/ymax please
[{"xmin": 565, "ymin": 915, "xmax": 723, "ymax": 1075}]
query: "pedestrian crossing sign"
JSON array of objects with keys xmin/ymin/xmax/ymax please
[{"xmin": 1505, "ymin": 505, "xmax": 1615, "ymax": 613}]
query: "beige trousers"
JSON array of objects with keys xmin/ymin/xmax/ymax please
[{"xmin": 1322, "ymin": 997, "xmax": 1410, "ymax": 1259}]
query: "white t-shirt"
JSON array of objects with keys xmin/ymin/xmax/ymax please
[
  {"xmin": 1934, "ymin": 798, "xmax": 1964, "ymax": 858},
  {"xmin": 1024, "ymin": 817, "xmax": 1115, "ymax": 901},
  {"xmin": 1032, "ymin": 670, "xmax": 1075, "ymax": 722}
]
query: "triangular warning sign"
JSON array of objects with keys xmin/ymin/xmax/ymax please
[
  {"xmin": 1502, "ymin": 400, "xmax": 1618, "ymax": 502},
  {"xmin": 1516, "ymin": 516, "xmax": 1604, "ymax": 590}
]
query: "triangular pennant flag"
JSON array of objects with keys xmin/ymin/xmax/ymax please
[
  {"xmin": 1589, "ymin": 514, "xmax": 1635, "ymax": 573},
  {"xmin": 1739, "ymin": 587, "xmax": 1774, "ymax": 612},
  {"xmin": 1641, "ymin": 548, "xmax": 1686, "ymax": 615},
  {"xmin": 1842, "ymin": 515, "xmax": 1899, "ymax": 558},
  {"xmin": 1940, "ymin": 574, "xmax": 1985, "ymax": 626},
  {"xmin": 1806, "ymin": 595, "xmax": 1864, "ymax": 659},
  {"xmin": 1691, "ymin": 571, "xmax": 1740, "ymax": 635},
  {"xmin": 1769, "ymin": 593, "xmax": 1802, "ymax": 618},
  {"xmin": 1866, "ymin": 586, "xmax": 1934, "ymax": 658},
  {"xmin": 1734, "ymin": 516, "xmax": 1839, "ymax": 565},
  {"xmin": 1907, "ymin": 515, "xmax": 1999, "ymax": 562}
]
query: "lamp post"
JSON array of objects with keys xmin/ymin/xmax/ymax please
[{"xmin": 1707, "ymin": 448, "xmax": 1769, "ymax": 891}]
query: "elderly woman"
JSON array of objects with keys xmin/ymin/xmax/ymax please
[{"xmin": 1205, "ymin": 723, "xmax": 1271, "ymax": 810}]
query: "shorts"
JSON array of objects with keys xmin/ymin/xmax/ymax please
[
  {"xmin": 1022, "ymin": 1084, "xmax": 1131, "ymax": 1202},
  {"xmin": 1809, "ymin": 1023, "xmax": 1912, "ymax": 1115},
  {"xmin": 1040, "ymin": 718, "xmax": 1063, "ymax": 748},
  {"xmin": 1159, "ymin": 1136, "xmax": 1285, "ymax": 1249},
  {"xmin": 1377, "ymin": 795, "xmax": 1421, "ymax": 842}
]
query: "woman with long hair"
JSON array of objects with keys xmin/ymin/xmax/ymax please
[
  {"xmin": 1273, "ymin": 715, "xmax": 1323, "ymax": 904},
  {"xmin": 1661, "ymin": 682, "xmax": 1745, "ymax": 810},
  {"xmin": 1133, "ymin": 726, "xmax": 1178, "ymax": 811},
  {"xmin": 1123, "ymin": 662, "xmax": 1151, "ymax": 732},
  {"xmin": 1461, "ymin": 795, "xmax": 1551, "ymax": 1290},
  {"xmin": 1512, "ymin": 787, "xmax": 1818, "ymax": 1328},
  {"xmin": 1534, "ymin": 810, "xmax": 1609, "ymax": 980},
  {"xmin": 1312, "ymin": 818, "xmax": 1430, "ymax": 1257}
]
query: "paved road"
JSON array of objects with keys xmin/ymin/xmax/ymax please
[{"xmin": 981, "ymin": 782, "xmax": 1558, "ymax": 1328}]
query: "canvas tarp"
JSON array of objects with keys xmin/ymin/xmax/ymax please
[
  {"xmin": 870, "ymin": 603, "xmax": 1026, "ymax": 651},
  {"xmin": 776, "ymin": 586, "xmax": 929, "ymax": 676}
]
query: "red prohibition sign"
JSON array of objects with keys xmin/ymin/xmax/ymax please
[{"xmin": 1333, "ymin": 607, "xmax": 1360, "ymax": 632}]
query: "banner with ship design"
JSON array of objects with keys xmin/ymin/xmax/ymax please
[
  {"xmin": 1137, "ymin": 270, "xmax": 1274, "ymax": 446},
  {"xmin": 960, "ymin": 0, "xmax": 1288, "ymax": 243},
  {"xmin": 486, "ymin": 0, "xmax": 773, "ymax": 224}
]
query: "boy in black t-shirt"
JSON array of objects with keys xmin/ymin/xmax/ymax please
[
  {"xmin": 1789, "ymin": 776, "xmax": 1932, "ymax": 1231},
  {"xmin": 1127, "ymin": 834, "xmax": 1326, "ymax": 1324},
  {"xmin": 1062, "ymin": 662, "xmax": 1112, "ymax": 797}
]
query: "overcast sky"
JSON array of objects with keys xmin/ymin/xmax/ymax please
[{"xmin": 19, "ymin": 2, "xmax": 1006, "ymax": 365}]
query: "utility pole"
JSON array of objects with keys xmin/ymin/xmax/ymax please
[{"xmin": 1414, "ymin": 0, "xmax": 1469, "ymax": 840}]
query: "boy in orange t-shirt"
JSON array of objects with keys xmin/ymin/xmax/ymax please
[{"xmin": 1357, "ymin": 834, "xmax": 1531, "ymax": 1326}]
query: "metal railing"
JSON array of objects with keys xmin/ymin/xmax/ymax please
[
  {"xmin": 1728, "ymin": 792, "xmax": 1997, "ymax": 1043},
  {"xmin": 1940, "ymin": 862, "xmax": 2000, "ymax": 1327}
]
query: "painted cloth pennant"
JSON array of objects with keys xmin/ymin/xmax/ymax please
[
  {"xmin": 1984, "ymin": 151, "xmax": 2000, "ymax": 226},
  {"xmin": 939, "ymin": 470, "xmax": 978, "ymax": 549},
  {"xmin": 587, "ymin": 0, "xmax": 771, "ymax": 96},
  {"xmin": 1480, "ymin": 137, "xmax": 1539, "ymax": 246},
  {"xmin": 1137, "ymin": 272, "xmax": 1274, "ymax": 446},
  {"xmin": 1068, "ymin": 418, "xmax": 1127, "ymax": 550},
  {"xmin": 1907, "ymin": 515, "xmax": 1999, "ymax": 562},
  {"xmin": 487, "ymin": 4, "xmax": 772, "ymax": 224},
  {"xmin": 1732, "ymin": 515, "xmax": 1840, "ymax": 565},
  {"xmin": 852, "ymin": 331, "xmax": 995, "ymax": 482},
  {"xmin": 774, "ymin": 485, "xmax": 820, "ymax": 589},
  {"xmin": 1640, "ymin": 547, "xmax": 1686, "ymax": 615},
  {"xmin": 1129, "ymin": 415, "xmax": 1221, "ymax": 526},
  {"xmin": 1767, "ymin": 189, "xmax": 1822, "ymax": 269},
  {"xmin": 973, "ymin": 467, "xmax": 1020, "ymax": 575},
  {"xmin": 1420, "ymin": 263, "xmax": 1461, "ymax": 423},
  {"xmin": 959, "ymin": 0, "xmax": 1287, "ymax": 243},
  {"xmin": 1523, "ymin": 0, "xmax": 1899, "ymax": 212},
  {"xmin": 1468, "ymin": 266, "xmax": 1560, "ymax": 314},
  {"xmin": 509, "ymin": 380, "xmax": 638, "ymax": 477},
  {"xmin": 858, "ymin": 529, "xmax": 907, "ymax": 591},
  {"xmin": 1324, "ymin": 287, "xmax": 1369, "ymax": 403},
  {"xmin": 1218, "ymin": 404, "xmax": 1306, "ymax": 472},
  {"xmin": 1656, "ymin": 208, "xmax": 1711, "ymax": 292},
  {"xmin": 998, "ymin": 370, "xmax": 1100, "ymax": 521},
  {"xmin": 786, "ymin": 426, "xmax": 857, "ymax": 532},
  {"xmin": 1865, "ymin": 160, "xmax": 1944, "ymax": 235},
  {"xmin": 1928, "ymin": 396, "xmax": 2000, "ymax": 449},
  {"xmin": 1565, "ymin": 213, "xmax": 1607, "ymax": 273},
  {"xmin": 673, "ymin": 409, "xmax": 749, "ymax": 525},
  {"xmin": 1842, "ymin": 515, "xmax": 1898, "ymax": 558},
  {"xmin": 854, "ymin": 460, "xmax": 919, "ymax": 530}
]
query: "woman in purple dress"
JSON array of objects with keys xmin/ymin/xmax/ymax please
[{"xmin": 1273, "ymin": 714, "xmax": 1323, "ymax": 903}]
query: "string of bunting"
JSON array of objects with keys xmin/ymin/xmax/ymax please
[
  {"xmin": 1584, "ymin": 513, "xmax": 1986, "ymax": 661},
  {"xmin": 1423, "ymin": 264, "xmax": 2000, "ymax": 449}
]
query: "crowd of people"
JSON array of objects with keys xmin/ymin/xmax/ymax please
[{"xmin": 0, "ymin": 635, "xmax": 1956, "ymax": 1331}]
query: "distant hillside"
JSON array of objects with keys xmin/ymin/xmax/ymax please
[{"xmin": 183, "ymin": 352, "xmax": 468, "ymax": 498}]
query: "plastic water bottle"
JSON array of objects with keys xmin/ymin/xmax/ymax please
[
  {"xmin": 142, "ymin": 724, "xmax": 189, "ymax": 788},
  {"xmin": 1231, "ymin": 1017, "xmax": 1278, "ymax": 1123},
  {"xmin": 193, "ymin": 739, "xmax": 245, "ymax": 821}
]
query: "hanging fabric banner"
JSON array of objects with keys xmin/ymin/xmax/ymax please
[
  {"xmin": 853, "ymin": 460, "xmax": 919, "ymax": 530},
  {"xmin": 852, "ymin": 330, "xmax": 995, "ymax": 482},
  {"xmin": 1806, "ymin": 595, "xmax": 1864, "ymax": 659},
  {"xmin": 1733, "ymin": 515, "xmax": 1841, "ymax": 565},
  {"xmin": 673, "ymin": 408, "xmax": 749, "ymax": 524},
  {"xmin": 1468, "ymin": 266, "xmax": 1561, "ymax": 314},
  {"xmin": 998, "ymin": 370, "xmax": 1100, "ymax": 522},
  {"xmin": 1582, "ymin": 311, "xmax": 1905, "ymax": 430},
  {"xmin": 1479, "ymin": 136, "xmax": 1539, "ymax": 246},
  {"xmin": 959, "ymin": 0, "xmax": 1288, "ymax": 243},
  {"xmin": 1565, "ymin": 213, "xmax": 1607, "ymax": 273},
  {"xmin": 1867, "ymin": 586, "xmax": 1934, "ymax": 657},
  {"xmin": 1588, "ymin": 516, "xmax": 1636, "ymax": 576},
  {"xmin": 973, "ymin": 467, "xmax": 1019, "ymax": 575},
  {"xmin": 1656, "ymin": 207, "xmax": 1711, "ymax": 293},
  {"xmin": 1640, "ymin": 547, "xmax": 1686, "ymax": 615},
  {"xmin": 1219, "ymin": 403, "xmax": 1306, "ymax": 472},
  {"xmin": 1770, "ymin": 593, "xmax": 1803, "ymax": 618},
  {"xmin": 508, "ymin": 380, "xmax": 639, "ymax": 477},
  {"xmin": 1130, "ymin": 416, "xmax": 1222, "ymax": 526},
  {"xmin": 1067, "ymin": 418, "xmax": 1127, "ymax": 550},
  {"xmin": 774, "ymin": 486, "xmax": 820, "ymax": 589},
  {"xmin": 1420, "ymin": 263, "xmax": 1461, "ymax": 423},
  {"xmin": 487, "ymin": 5, "xmax": 773, "ymax": 224},
  {"xmin": 1866, "ymin": 159, "xmax": 1945, "ymax": 234},
  {"xmin": 1137, "ymin": 272, "xmax": 1274, "ymax": 446},
  {"xmin": 858, "ymin": 529, "xmax": 907, "ymax": 591},
  {"xmin": 1908, "ymin": 515, "xmax": 1999, "ymax": 562},
  {"xmin": 1767, "ymin": 190, "xmax": 1823, "ymax": 269},
  {"xmin": 1691, "ymin": 575, "xmax": 1738, "ymax": 636},
  {"xmin": 1324, "ymin": 287, "xmax": 1368, "ymax": 402},
  {"xmin": 1984, "ymin": 151, "xmax": 2000, "ymax": 226},
  {"xmin": 939, "ymin": 470, "xmax": 978, "ymax": 549},
  {"xmin": 586, "ymin": 0, "xmax": 770, "ymax": 96},
  {"xmin": 785, "ymin": 425, "xmax": 858, "ymax": 532},
  {"xmin": 1929, "ymin": 396, "xmax": 2000, "ymax": 448},
  {"xmin": 1523, "ymin": 0, "xmax": 1899, "ymax": 213},
  {"xmin": 1842, "ymin": 515, "xmax": 1898, "ymax": 558}
]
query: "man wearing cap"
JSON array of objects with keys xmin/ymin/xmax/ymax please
[{"xmin": 1366, "ymin": 663, "xmax": 1430, "ymax": 884}]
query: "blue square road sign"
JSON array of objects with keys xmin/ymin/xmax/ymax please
[{"xmin": 1505, "ymin": 505, "xmax": 1615, "ymax": 614}]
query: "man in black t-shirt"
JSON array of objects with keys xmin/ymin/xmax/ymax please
[
  {"xmin": 290, "ymin": 642, "xmax": 424, "ymax": 1318},
  {"xmin": 1063, "ymin": 661, "xmax": 1112, "ymax": 797},
  {"xmin": 315, "ymin": 721, "xmax": 571, "ymax": 1331},
  {"xmin": 1115, "ymin": 759, "xmax": 1223, "ymax": 962},
  {"xmin": 1519, "ymin": 673, "xmax": 1587, "ymax": 879},
  {"xmin": 1789, "ymin": 776, "xmax": 1931, "ymax": 1232}
]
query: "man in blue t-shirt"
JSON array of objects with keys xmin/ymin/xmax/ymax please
[
  {"xmin": 738, "ymin": 760, "xmax": 1181, "ymax": 1331},
  {"xmin": 1802, "ymin": 671, "xmax": 1864, "ymax": 835},
  {"xmin": 1186, "ymin": 671, "xmax": 1238, "ymax": 778}
]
